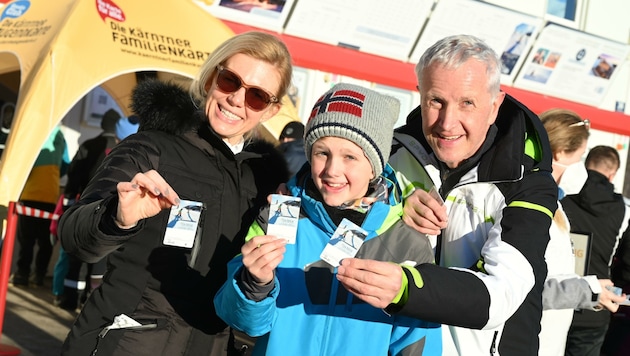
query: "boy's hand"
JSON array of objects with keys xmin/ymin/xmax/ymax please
[{"xmin": 242, "ymin": 235, "xmax": 287, "ymax": 285}]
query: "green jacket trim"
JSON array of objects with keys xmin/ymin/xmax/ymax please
[{"xmin": 508, "ymin": 200, "xmax": 553, "ymax": 219}]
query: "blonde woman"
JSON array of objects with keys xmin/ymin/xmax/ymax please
[{"xmin": 58, "ymin": 32, "xmax": 293, "ymax": 355}]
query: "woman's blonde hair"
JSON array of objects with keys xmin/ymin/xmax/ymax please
[
  {"xmin": 190, "ymin": 31, "xmax": 293, "ymax": 105},
  {"xmin": 540, "ymin": 108, "xmax": 589, "ymax": 231},
  {"xmin": 540, "ymin": 108, "xmax": 589, "ymax": 156}
]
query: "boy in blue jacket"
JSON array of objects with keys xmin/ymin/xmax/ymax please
[{"xmin": 215, "ymin": 83, "xmax": 441, "ymax": 356}]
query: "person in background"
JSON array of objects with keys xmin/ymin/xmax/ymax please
[
  {"xmin": 538, "ymin": 109, "xmax": 625, "ymax": 356},
  {"xmin": 604, "ymin": 203, "xmax": 630, "ymax": 356},
  {"xmin": 612, "ymin": 212, "xmax": 630, "ymax": 289},
  {"xmin": 52, "ymin": 108, "xmax": 123, "ymax": 311},
  {"xmin": 277, "ymin": 120, "xmax": 306, "ymax": 176},
  {"xmin": 115, "ymin": 114, "xmax": 140, "ymax": 141},
  {"xmin": 562, "ymin": 145, "xmax": 630, "ymax": 356},
  {"xmin": 11, "ymin": 125, "xmax": 70, "ymax": 287},
  {"xmin": 215, "ymin": 83, "xmax": 441, "ymax": 355},
  {"xmin": 57, "ymin": 31, "xmax": 292, "ymax": 355},
  {"xmin": 0, "ymin": 101, "xmax": 15, "ymax": 157},
  {"xmin": 335, "ymin": 34, "xmax": 557, "ymax": 355}
]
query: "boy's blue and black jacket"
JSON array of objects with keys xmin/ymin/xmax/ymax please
[{"xmin": 215, "ymin": 164, "xmax": 441, "ymax": 356}]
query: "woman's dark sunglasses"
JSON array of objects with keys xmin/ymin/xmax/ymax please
[{"xmin": 215, "ymin": 65, "xmax": 278, "ymax": 111}]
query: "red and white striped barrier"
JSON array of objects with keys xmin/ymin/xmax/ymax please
[{"xmin": 15, "ymin": 203, "xmax": 60, "ymax": 221}]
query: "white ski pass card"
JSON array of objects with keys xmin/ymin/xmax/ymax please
[
  {"xmin": 320, "ymin": 218, "xmax": 367, "ymax": 267},
  {"xmin": 428, "ymin": 186, "xmax": 444, "ymax": 206},
  {"xmin": 163, "ymin": 200, "xmax": 203, "ymax": 248},
  {"xmin": 267, "ymin": 194, "xmax": 301, "ymax": 244}
]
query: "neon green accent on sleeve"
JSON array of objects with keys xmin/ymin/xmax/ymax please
[
  {"xmin": 405, "ymin": 265, "xmax": 424, "ymax": 289},
  {"xmin": 245, "ymin": 221, "xmax": 265, "ymax": 242},
  {"xmin": 509, "ymin": 201, "xmax": 553, "ymax": 219},
  {"xmin": 392, "ymin": 265, "xmax": 425, "ymax": 306},
  {"xmin": 391, "ymin": 266, "xmax": 408, "ymax": 305}
]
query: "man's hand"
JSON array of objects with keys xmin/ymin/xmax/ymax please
[
  {"xmin": 403, "ymin": 189, "xmax": 448, "ymax": 235},
  {"xmin": 242, "ymin": 235, "xmax": 286, "ymax": 285},
  {"xmin": 116, "ymin": 170, "xmax": 180, "ymax": 229},
  {"xmin": 337, "ymin": 258, "xmax": 403, "ymax": 309}
]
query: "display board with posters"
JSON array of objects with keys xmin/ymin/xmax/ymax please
[
  {"xmin": 513, "ymin": 23, "xmax": 630, "ymax": 107},
  {"xmin": 570, "ymin": 231, "xmax": 592, "ymax": 276},
  {"xmin": 480, "ymin": 0, "xmax": 547, "ymax": 17},
  {"xmin": 372, "ymin": 84, "xmax": 418, "ymax": 129},
  {"xmin": 287, "ymin": 66, "xmax": 417, "ymax": 128},
  {"xmin": 409, "ymin": 0, "xmax": 543, "ymax": 85},
  {"xmin": 482, "ymin": 0, "xmax": 585, "ymax": 28},
  {"xmin": 192, "ymin": 0, "xmax": 295, "ymax": 32},
  {"xmin": 284, "ymin": 0, "xmax": 433, "ymax": 61},
  {"xmin": 288, "ymin": 67, "xmax": 310, "ymax": 123}
]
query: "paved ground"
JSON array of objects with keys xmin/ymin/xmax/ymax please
[
  {"xmin": 2, "ymin": 236, "xmax": 73, "ymax": 355},
  {"xmin": 2, "ymin": 280, "xmax": 75, "ymax": 356}
]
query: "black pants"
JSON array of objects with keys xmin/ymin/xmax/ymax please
[
  {"xmin": 565, "ymin": 323, "xmax": 610, "ymax": 356},
  {"xmin": 15, "ymin": 200, "xmax": 56, "ymax": 279},
  {"xmin": 63, "ymin": 253, "xmax": 107, "ymax": 297}
]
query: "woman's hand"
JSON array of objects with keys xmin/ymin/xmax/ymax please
[
  {"xmin": 115, "ymin": 170, "xmax": 180, "ymax": 229},
  {"xmin": 242, "ymin": 235, "xmax": 286, "ymax": 285}
]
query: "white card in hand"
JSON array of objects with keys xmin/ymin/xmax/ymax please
[
  {"xmin": 320, "ymin": 218, "xmax": 367, "ymax": 267},
  {"xmin": 267, "ymin": 194, "xmax": 301, "ymax": 244},
  {"xmin": 428, "ymin": 186, "xmax": 444, "ymax": 206},
  {"xmin": 163, "ymin": 200, "xmax": 203, "ymax": 248}
]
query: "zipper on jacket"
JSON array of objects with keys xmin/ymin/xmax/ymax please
[
  {"xmin": 91, "ymin": 318, "xmax": 158, "ymax": 355},
  {"xmin": 320, "ymin": 271, "xmax": 341, "ymax": 355},
  {"xmin": 489, "ymin": 330, "xmax": 498, "ymax": 355}
]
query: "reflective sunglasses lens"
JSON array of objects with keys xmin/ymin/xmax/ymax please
[
  {"xmin": 216, "ymin": 69, "xmax": 241, "ymax": 93},
  {"xmin": 245, "ymin": 88, "xmax": 271, "ymax": 111},
  {"xmin": 216, "ymin": 67, "xmax": 273, "ymax": 111}
]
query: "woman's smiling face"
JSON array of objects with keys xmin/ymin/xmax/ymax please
[{"xmin": 205, "ymin": 53, "xmax": 281, "ymax": 145}]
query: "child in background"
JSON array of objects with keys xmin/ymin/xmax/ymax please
[{"xmin": 215, "ymin": 83, "xmax": 441, "ymax": 356}]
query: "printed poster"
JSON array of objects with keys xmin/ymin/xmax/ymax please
[
  {"xmin": 192, "ymin": 0, "xmax": 295, "ymax": 32},
  {"xmin": 284, "ymin": 0, "xmax": 433, "ymax": 60},
  {"xmin": 409, "ymin": 0, "xmax": 543, "ymax": 85},
  {"xmin": 513, "ymin": 23, "xmax": 630, "ymax": 106}
]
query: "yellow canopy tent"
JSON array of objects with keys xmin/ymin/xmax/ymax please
[
  {"xmin": 0, "ymin": 0, "xmax": 235, "ymax": 207},
  {"xmin": 0, "ymin": 0, "xmax": 297, "ymax": 342},
  {"xmin": 0, "ymin": 0, "xmax": 298, "ymax": 209}
]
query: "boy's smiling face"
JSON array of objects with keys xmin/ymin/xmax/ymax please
[{"xmin": 310, "ymin": 136, "xmax": 374, "ymax": 207}]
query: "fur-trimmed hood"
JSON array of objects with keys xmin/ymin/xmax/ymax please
[{"xmin": 131, "ymin": 79, "xmax": 203, "ymax": 135}]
